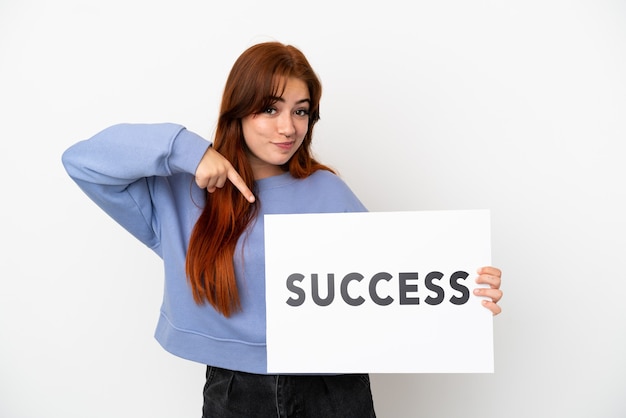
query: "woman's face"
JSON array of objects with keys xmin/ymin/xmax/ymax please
[{"xmin": 242, "ymin": 77, "xmax": 310, "ymax": 179}]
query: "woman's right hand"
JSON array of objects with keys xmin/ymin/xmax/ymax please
[{"xmin": 195, "ymin": 147, "xmax": 256, "ymax": 203}]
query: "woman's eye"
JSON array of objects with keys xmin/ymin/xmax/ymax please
[
  {"xmin": 264, "ymin": 107, "xmax": 277, "ymax": 115},
  {"xmin": 295, "ymin": 109, "xmax": 310, "ymax": 117}
]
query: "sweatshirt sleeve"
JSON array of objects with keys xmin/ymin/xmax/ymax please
[{"xmin": 61, "ymin": 123, "xmax": 211, "ymax": 251}]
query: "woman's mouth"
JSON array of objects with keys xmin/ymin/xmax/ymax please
[{"xmin": 273, "ymin": 141, "xmax": 295, "ymax": 151}]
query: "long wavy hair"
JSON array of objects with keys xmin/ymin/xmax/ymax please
[{"xmin": 185, "ymin": 42, "xmax": 334, "ymax": 317}]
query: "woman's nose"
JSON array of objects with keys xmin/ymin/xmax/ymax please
[{"xmin": 277, "ymin": 113, "xmax": 296, "ymax": 137}]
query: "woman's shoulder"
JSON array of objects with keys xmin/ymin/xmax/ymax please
[
  {"xmin": 261, "ymin": 169, "xmax": 353, "ymax": 196},
  {"xmin": 306, "ymin": 170, "xmax": 366, "ymax": 209},
  {"xmin": 260, "ymin": 169, "xmax": 366, "ymax": 212},
  {"xmin": 307, "ymin": 169, "xmax": 345, "ymax": 185},
  {"xmin": 299, "ymin": 169, "xmax": 351, "ymax": 192}
]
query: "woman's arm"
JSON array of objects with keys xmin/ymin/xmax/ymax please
[{"xmin": 61, "ymin": 123, "xmax": 211, "ymax": 249}]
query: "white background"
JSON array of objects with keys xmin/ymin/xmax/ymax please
[{"xmin": 1, "ymin": 1, "xmax": 624, "ymax": 417}]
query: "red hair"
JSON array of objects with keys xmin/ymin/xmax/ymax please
[{"xmin": 185, "ymin": 42, "xmax": 334, "ymax": 316}]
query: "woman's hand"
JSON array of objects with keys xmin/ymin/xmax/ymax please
[
  {"xmin": 474, "ymin": 266, "xmax": 503, "ymax": 315},
  {"xmin": 195, "ymin": 147, "xmax": 255, "ymax": 203}
]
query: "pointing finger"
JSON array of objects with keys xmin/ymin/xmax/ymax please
[{"xmin": 227, "ymin": 168, "xmax": 256, "ymax": 203}]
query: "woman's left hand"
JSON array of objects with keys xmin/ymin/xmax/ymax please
[{"xmin": 474, "ymin": 266, "xmax": 503, "ymax": 315}]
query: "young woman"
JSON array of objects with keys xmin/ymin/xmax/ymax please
[{"xmin": 62, "ymin": 41, "xmax": 502, "ymax": 417}]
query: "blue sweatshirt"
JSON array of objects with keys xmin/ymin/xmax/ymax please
[{"xmin": 61, "ymin": 123, "xmax": 367, "ymax": 374}]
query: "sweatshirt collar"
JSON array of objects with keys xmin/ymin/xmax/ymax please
[{"xmin": 255, "ymin": 171, "xmax": 296, "ymax": 191}]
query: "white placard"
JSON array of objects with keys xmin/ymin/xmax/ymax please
[{"xmin": 264, "ymin": 210, "xmax": 493, "ymax": 373}]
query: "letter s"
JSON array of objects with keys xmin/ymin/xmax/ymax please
[
  {"xmin": 286, "ymin": 273, "xmax": 306, "ymax": 307},
  {"xmin": 449, "ymin": 270, "xmax": 470, "ymax": 305},
  {"xmin": 424, "ymin": 271, "xmax": 445, "ymax": 305}
]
